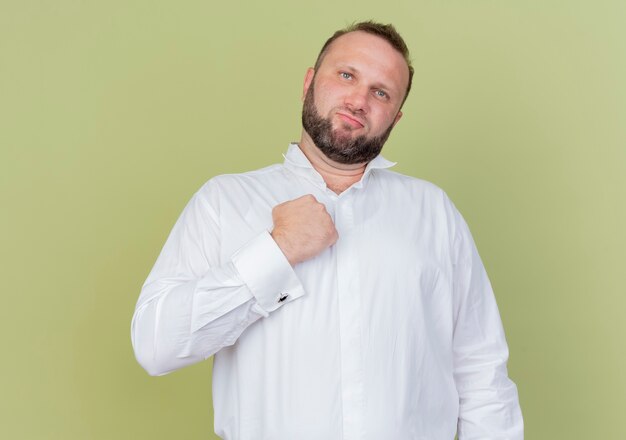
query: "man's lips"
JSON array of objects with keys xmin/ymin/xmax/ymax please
[{"xmin": 336, "ymin": 112, "xmax": 365, "ymax": 128}]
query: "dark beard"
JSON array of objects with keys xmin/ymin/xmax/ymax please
[{"xmin": 301, "ymin": 80, "xmax": 395, "ymax": 165}]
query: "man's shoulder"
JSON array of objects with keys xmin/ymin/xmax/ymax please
[
  {"xmin": 374, "ymin": 168, "xmax": 447, "ymax": 198},
  {"xmin": 374, "ymin": 169, "xmax": 467, "ymax": 235}
]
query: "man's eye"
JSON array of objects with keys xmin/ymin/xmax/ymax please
[
  {"xmin": 340, "ymin": 72, "xmax": 352, "ymax": 79},
  {"xmin": 375, "ymin": 90, "xmax": 388, "ymax": 98}
]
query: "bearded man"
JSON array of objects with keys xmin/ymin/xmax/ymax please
[{"xmin": 132, "ymin": 21, "xmax": 524, "ymax": 440}]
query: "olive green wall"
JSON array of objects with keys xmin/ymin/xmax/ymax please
[{"xmin": 1, "ymin": 1, "xmax": 624, "ymax": 438}]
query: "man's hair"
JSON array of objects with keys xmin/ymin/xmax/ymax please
[{"xmin": 313, "ymin": 21, "xmax": 414, "ymax": 107}]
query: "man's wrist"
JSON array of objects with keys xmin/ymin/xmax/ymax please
[{"xmin": 270, "ymin": 229, "xmax": 297, "ymax": 266}]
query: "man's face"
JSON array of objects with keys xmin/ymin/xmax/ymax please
[{"xmin": 301, "ymin": 31, "xmax": 409, "ymax": 165}]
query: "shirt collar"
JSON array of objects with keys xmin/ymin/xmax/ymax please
[{"xmin": 282, "ymin": 142, "xmax": 396, "ymax": 190}]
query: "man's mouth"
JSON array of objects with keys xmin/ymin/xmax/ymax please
[{"xmin": 336, "ymin": 112, "xmax": 365, "ymax": 129}]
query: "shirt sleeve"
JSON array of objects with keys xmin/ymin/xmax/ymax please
[
  {"xmin": 449, "ymin": 200, "xmax": 524, "ymax": 439},
  {"xmin": 131, "ymin": 182, "xmax": 305, "ymax": 376}
]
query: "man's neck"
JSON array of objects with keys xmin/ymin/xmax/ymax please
[{"xmin": 298, "ymin": 132, "xmax": 367, "ymax": 194}]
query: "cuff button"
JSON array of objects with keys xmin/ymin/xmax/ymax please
[{"xmin": 278, "ymin": 293, "xmax": 289, "ymax": 303}]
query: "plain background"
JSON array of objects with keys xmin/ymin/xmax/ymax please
[{"xmin": 1, "ymin": 1, "xmax": 624, "ymax": 438}]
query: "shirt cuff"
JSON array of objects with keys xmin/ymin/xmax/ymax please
[{"xmin": 231, "ymin": 231, "xmax": 305, "ymax": 313}]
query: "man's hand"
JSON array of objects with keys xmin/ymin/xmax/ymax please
[{"xmin": 270, "ymin": 195, "xmax": 338, "ymax": 266}]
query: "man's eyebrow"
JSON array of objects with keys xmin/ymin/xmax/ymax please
[
  {"xmin": 339, "ymin": 65, "xmax": 359, "ymax": 74},
  {"xmin": 337, "ymin": 64, "xmax": 398, "ymax": 97}
]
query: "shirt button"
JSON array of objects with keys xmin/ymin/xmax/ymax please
[{"xmin": 278, "ymin": 293, "xmax": 289, "ymax": 303}]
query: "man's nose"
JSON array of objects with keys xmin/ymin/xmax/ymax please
[{"xmin": 344, "ymin": 87, "xmax": 369, "ymax": 114}]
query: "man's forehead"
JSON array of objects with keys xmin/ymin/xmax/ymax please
[
  {"xmin": 319, "ymin": 31, "xmax": 410, "ymax": 90},
  {"xmin": 324, "ymin": 31, "xmax": 397, "ymax": 57},
  {"xmin": 322, "ymin": 32, "xmax": 405, "ymax": 67}
]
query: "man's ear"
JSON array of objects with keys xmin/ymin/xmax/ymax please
[
  {"xmin": 302, "ymin": 68, "xmax": 315, "ymax": 101},
  {"xmin": 393, "ymin": 111, "xmax": 403, "ymax": 126}
]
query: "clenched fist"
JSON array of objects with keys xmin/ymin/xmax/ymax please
[{"xmin": 270, "ymin": 194, "xmax": 338, "ymax": 266}]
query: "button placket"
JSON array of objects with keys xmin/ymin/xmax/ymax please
[{"xmin": 335, "ymin": 196, "xmax": 366, "ymax": 440}]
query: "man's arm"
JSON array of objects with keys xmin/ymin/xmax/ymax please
[
  {"xmin": 131, "ymin": 185, "xmax": 336, "ymax": 376},
  {"xmin": 449, "ymin": 200, "xmax": 524, "ymax": 439}
]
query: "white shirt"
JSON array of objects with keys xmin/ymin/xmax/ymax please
[{"xmin": 131, "ymin": 143, "xmax": 523, "ymax": 440}]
